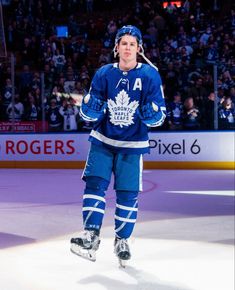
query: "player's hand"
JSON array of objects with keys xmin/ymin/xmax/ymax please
[
  {"xmin": 84, "ymin": 94, "xmax": 107, "ymax": 111},
  {"xmin": 81, "ymin": 94, "xmax": 107, "ymax": 121},
  {"xmin": 138, "ymin": 102, "xmax": 159, "ymax": 120},
  {"xmin": 137, "ymin": 102, "xmax": 165, "ymax": 127}
]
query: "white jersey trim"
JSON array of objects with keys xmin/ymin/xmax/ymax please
[
  {"xmin": 139, "ymin": 154, "xmax": 143, "ymax": 191},
  {"xmin": 90, "ymin": 130, "xmax": 149, "ymax": 149},
  {"xmin": 147, "ymin": 111, "xmax": 166, "ymax": 127},
  {"xmin": 80, "ymin": 107, "xmax": 98, "ymax": 122}
]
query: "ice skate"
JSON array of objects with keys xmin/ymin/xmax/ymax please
[
  {"xmin": 114, "ymin": 237, "xmax": 131, "ymax": 268},
  {"xmin": 70, "ymin": 230, "xmax": 100, "ymax": 262}
]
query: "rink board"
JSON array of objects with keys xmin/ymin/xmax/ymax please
[{"xmin": 0, "ymin": 132, "xmax": 234, "ymax": 169}]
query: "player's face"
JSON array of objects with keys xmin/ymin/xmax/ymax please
[{"xmin": 117, "ymin": 35, "xmax": 139, "ymax": 64}]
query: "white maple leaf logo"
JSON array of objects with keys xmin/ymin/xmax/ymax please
[{"xmin": 107, "ymin": 90, "xmax": 139, "ymax": 128}]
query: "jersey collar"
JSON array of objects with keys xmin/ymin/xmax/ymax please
[{"xmin": 113, "ymin": 62, "xmax": 142, "ymax": 70}]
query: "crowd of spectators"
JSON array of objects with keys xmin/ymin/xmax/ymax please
[{"xmin": 0, "ymin": 0, "xmax": 234, "ymax": 132}]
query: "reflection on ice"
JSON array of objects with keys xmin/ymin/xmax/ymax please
[{"xmin": 0, "ymin": 235, "xmax": 233, "ymax": 290}]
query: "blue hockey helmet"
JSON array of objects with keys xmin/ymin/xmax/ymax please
[{"xmin": 115, "ymin": 25, "xmax": 143, "ymax": 46}]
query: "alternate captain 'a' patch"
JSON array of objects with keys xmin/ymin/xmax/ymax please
[{"xmin": 108, "ymin": 90, "xmax": 139, "ymax": 128}]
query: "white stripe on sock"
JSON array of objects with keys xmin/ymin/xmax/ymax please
[
  {"xmin": 83, "ymin": 207, "xmax": 105, "ymax": 214},
  {"xmin": 83, "ymin": 194, "xmax": 106, "ymax": 203},
  {"xmin": 114, "ymin": 215, "xmax": 136, "ymax": 223},
  {"xmin": 116, "ymin": 203, "xmax": 138, "ymax": 211}
]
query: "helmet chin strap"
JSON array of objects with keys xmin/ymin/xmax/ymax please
[
  {"xmin": 113, "ymin": 44, "xmax": 159, "ymax": 71},
  {"xmin": 113, "ymin": 44, "xmax": 118, "ymax": 58},
  {"xmin": 138, "ymin": 45, "xmax": 159, "ymax": 71}
]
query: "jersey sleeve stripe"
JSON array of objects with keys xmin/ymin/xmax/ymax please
[
  {"xmin": 80, "ymin": 107, "xmax": 98, "ymax": 122},
  {"xmin": 147, "ymin": 111, "xmax": 166, "ymax": 127}
]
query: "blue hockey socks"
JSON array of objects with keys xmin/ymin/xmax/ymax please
[
  {"xmin": 114, "ymin": 190, "xmax": 139, "ymax": 239},
  {"xmin": 83, "ymin": 176, "xmax": 109, "ymax": 231}
]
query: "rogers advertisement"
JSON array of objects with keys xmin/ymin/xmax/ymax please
[
  {"xmin": 0, "ymin": 134, "xmax": 89, "ymax": 161},
  {"xmin": 0, "ymin": 132, "xmax": 234, "ymax": 162}
]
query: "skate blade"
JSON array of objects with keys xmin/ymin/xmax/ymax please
[
  {"xmin": 70, "ymin": 244, "xmax": 96, "ymax": 262},
  {"xmin": 118, "ymin": 258, "xmax": 127, "ymax": 268}
]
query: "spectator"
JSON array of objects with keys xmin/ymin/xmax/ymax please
[
  {"xmin": 31, "ymin": 72, "xmax": 41, "ymax": 90},
  {"xmin": 218, "ymin": 97, "xmax": 235, "ymax": 130},
  {"xmin": 199, "ymin": 27, "xmax": 212, "ymax": 45},
  {"xmin": 43, "ymin": 46, "xmax": 54, "ymax": 65},
  {"xmin": 167, "ymin": 92, "xmax": 183, "ymax": 130},
  {"xmin": 164, "ymin": 62, "xmax": 179, "ymax": 98},
  {"xmin": 187, "ymin": 77, "xmax": 208, "ymax": 100},
  {"xmin": 178, "ymin": 46, "xmax": 191, "ymax": 66},
  {"xmin": 59, "ymin": 99, "xmax": 79, "ymax": 131},
  {"xmin": 46, "ymin": 98, "xmax": 63, "ymax": 132},
  {"xmin": 2, "ymin": 78, "xmax": 13, "ymax": 118},
  {"xmin": 24, "ymin": 93, "xmax": 41, "ymax": 121},
  {"xmin": 204, "ymin": 92, "xmax": 215, "ymax": 129},
  {"xmin": 54, "ymin": 76, "xmax": 66, "ymax": 94},
  {"xmin": 202, "ymin": 70, "xmax": 213, "ymax": 92},
  {"xmin": 44, "ymin": 64, "xmax": 55, "ymax": 95},
  {"xmin": 72, "ymin": 80, "xmax": 87, "ymax": 96},
  {"xmin": 182, "ymin": 97, "xmax": 201, "ymax": 130},
  {"xmin": 145, "ymin": 21, "xmax": 158, "ymax": 46},
  {"xmin": 98, "ymin": 48, "xmax": 111, "ymax": 65},
  {"xmin": 18, "ymin": 65, "xmax": 33, "ymax": 95},
  {"xmin": 218, "ymin": 70, "xmax": 234, "ymax": 92},
  {"xmin": 74, "ymin": 39, "xmax": 89, "ymax": 66},
  {"xmin": 107, "ymin": 20, "xmax": 117, "ymax": 41},
  {"xmin": 179, "ymin": 40, "xmax": 193, "ymax": 56},
  {"xmin": 6, "ymin": 94, "xmax": 24, "ymax": 121},
  {"xmin": 52, "ymin": 49, "xmax": 66, "ymax": 73},
  {"xmin": 64, "ymin": 74, "xmax": 76, "ymax": 93},
  {"xmin": 153, "ymin": 13, "xmax": 166, "ymax": 37},
  {"xmin": 229, "ymin": 87, "xmax": 235, "ymax": 104},
  {"xmin": 205, "ymin": 42, "xmax": 218, "ymax": 63},
  {"xmin": 21, "ymin": 37, "xmax": 34, "ymax": 65},
  {"xmin": 33, "ymin": 88, "xmax": 42, "ymax": 108}
]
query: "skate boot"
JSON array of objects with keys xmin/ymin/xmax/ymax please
[
  {"xmin": 114, "ymin": 237, "xmax": 131, "ymax": 268},
  {"xmin": 70, "ymin": 230, "xmax": 100, "ymax": 262}
]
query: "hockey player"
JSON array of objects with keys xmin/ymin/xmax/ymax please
[{"xmin": 70, "ymin": 25, "xmax": 166, "ymax": 267}]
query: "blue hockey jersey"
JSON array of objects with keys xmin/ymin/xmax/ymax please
[{"xmin": 83, "ymin": 63, "xmax": 166, "ymax": 154}]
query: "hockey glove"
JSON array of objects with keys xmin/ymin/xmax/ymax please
[
  {"xmin": 138, "ymin": 102, "xmax": 165, "ymax": 127},
  {"xmin": 80, "ymin": 94, "xmax": 107, "ymax": 122}
]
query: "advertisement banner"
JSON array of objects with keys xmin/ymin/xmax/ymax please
[
  {"xmin": 146, "ymin": 131, "xmax": 234, "ymax": 161},
  {"xmin": 0, "ymin": 132, "xmax": 234, "ymax": 165},
  {"xmin": 0, "ymin": 134, "xmax": 89, "ymax": 161},
  {"xmin": 0, "ymin": 121, "xmax": 48, "ymax": 133}
]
